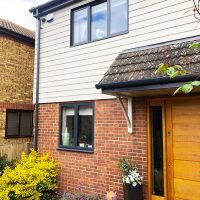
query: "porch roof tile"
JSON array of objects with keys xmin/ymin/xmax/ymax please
[{"xmin": 97, "ymin": 39, "xmax": 200, "ymax": 87}]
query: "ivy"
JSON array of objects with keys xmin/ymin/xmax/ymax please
[
  {"xmin": 155, "ymin": 64, "xmax": 188, "ymax": 80},
  {"xmin": 189, "ymin": 42, "xmax": 200, "ymax": 50},
  {"xmin": 192, "ymin": 81, "xmax": 200, "ymax": 86},
  {"xmin": 155, "ymin": 43, "xmax": 200, "ymax": 95}
]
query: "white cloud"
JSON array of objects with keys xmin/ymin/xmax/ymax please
[{"xmin": 0, "ymin": 0, "xmax": 49, "ymax": 31}]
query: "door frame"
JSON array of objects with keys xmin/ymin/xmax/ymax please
[
  {"xmin": 165, "ymin": 101, "xmax": 174, "ymax": 200},
  {"xmin": 147, "ymin": 96, "xmax": 200, "ymax": 200},
  {"xmin": 147, "ymin": 100, "xmax": 167, "ymax": 200}
]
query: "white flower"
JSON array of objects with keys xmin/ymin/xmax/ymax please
[
  {"xmin": 122, "ymin": 167, "xmax": 143, "ymax": 187},
  {"xmin": 132, "ymin": 182, "xmax": 137, "ymax": 187},
  {"xmin": 129, "ymin": 175, "xmax": 134, "ymax": 182},
  {"xmin": 135, "ymin": 172, "xmax": 139, "ymax": 177},
  {"xmin": 125, "ymin": 177, "xmax": 130, "ymax": 184}
]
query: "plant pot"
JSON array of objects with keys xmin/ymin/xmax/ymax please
[{"xmin": 123, "ymin": 184, "xmax": 143, "ymax": 200}]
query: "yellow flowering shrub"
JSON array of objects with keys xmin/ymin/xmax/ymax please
[{"xmin": 0, "ymin": 150, "xmax": 58, "ymax": 200}]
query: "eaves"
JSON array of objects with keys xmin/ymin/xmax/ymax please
[
  {"xmin": 0, "ymin": 27, "xmax": 35, "ymax": 45},
  {"xmin": 29, "ymin": 0, "xmax": 81, "ymax": 18}
]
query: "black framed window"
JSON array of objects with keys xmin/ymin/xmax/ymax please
[
  {"xmin": 110, "ymin": 0, "xmax": 128, "ymax": 35},
  {"xmin": 59, "ymin": 102, "xmax": 94, "ymax": 152},
  {"xmin": 91, "ymin": 2, "xmax": 108, "ymax": 41},
  {"xmin": 73, "ymin": 7, "xmax": 88, "ymax": 45},
  {"xmin": 71, "ymin": 0, "xmax": 128, "ymax": 46},
  {"xmin": 6, "ymin": 110, "xmax": 33, "ymax": 138}
]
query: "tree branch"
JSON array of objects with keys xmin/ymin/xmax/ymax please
[{"xmin": 193, "ymin": 0, "xmax": 200, "ymax": 20}]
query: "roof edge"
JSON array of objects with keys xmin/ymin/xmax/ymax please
[
  {"xmin": 95, "ymin": 75, "xmax": 198, "ymax": 91},
  {"xmin": 123, "ymin": 35, "xmax": 200, "ymax": 54},
  {"xmin": 29, "ymin": 0, "xmax": 80, "ymax": 18},
  {"xmin": 0, "ymin": 27, "xmax": 35, "ymax": 45}
]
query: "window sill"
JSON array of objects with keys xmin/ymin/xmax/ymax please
[
  {"xmin": 5, "ymin": 136, "xmax": 33, "ymax": 139},
  {"xmin": 71, "ymin": 30, "xmax": 129, "ymax": 47},
  {"xmin": 57, "ymin": 146, "xmax": 94, "ymax": 153}
]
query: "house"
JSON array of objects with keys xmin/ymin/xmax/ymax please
[
  {"xmin": 30, "ymin": 0, "xmax": 200, "ymax": 199},
  {"xmin": 0, "ymin": 19, "xmax": 35, "ymax": 160}
]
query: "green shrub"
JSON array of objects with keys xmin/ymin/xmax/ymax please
[
  {"xmin": 0, "ymin": 155, "xmax": 15, "ymax": 176},
  {"xmin": 0, "ymin": 150, "xmax": 58, "ymax": 200}
]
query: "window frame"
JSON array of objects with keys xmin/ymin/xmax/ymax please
[
  {"xmin": 70, "ymin": 0, "xmax": 129, "ymax": 46},
  {"xmin": 58, "ymin": 102, "xmax": 94, "ymax": 153},
  {"xmin": 5, "ymin": 110, "xmax": 33, "ymax": 139}
]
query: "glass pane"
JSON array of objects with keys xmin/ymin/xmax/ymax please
[
  {"xmin": 7, "ymin": 112, "xmax": 18, "ymax": 136},
  {"xmin": 78, "ymin": 106, "xmax": 93, "ymax": 148},
  {"xmin": 73, "ymin": 8, "xmax": 88, "ymax": 44},
  {"xmin": 110, "ymin": 0, "xmax": 128, "ymax": 35},
  {"xmin": 151, "ymin": 107, "xmax": 164, "ymax": 196},
  {"xmin": 91, "ymin": 2, "xmax": 107, "ymax": 40},
  {"xmin": 61, "ymin": 107, "xmax": 75, "ymax": 146},
  {"xmin": 20, "ymin": 111, "xmax": 33, "ymax": 136}
]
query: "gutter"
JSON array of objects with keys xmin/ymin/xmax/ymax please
[
  {"xmin": 95, "ymin": 75, "xmax": 198, "ymax": 91},
  {"xmin": 34, "ymin": 18, "xmax": 41, "ymax": 151},
  {"xmin": 29, "ymin": 0, "xmax": 80, "ymax": 18},
  {"xmin": 96, "ymin": 75, "xmax": 198, "ymax": 134}
]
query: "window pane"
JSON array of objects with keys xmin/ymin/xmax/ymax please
[
  {"xmin": 110, "ymin": 0, "xmax": 128, "ymax": 35},
  {"xmin": 91, "ymin": 2, "xmax": 107, "ymax": 40},
  {"xmin": 73, "ymin": 8, "xmax": 88, "ymax": 44},
  {"xmin": 151, "ymin": 107, "xmax": 164, "ymax": 196},
  {"xmin": 78, "ymin": 106, "xmax": 93, "ymax": 148},
  {"xmin": 7, "ymin": 112, "xmax": 18, "ymax": 136},
  {"xmin": 20, "ymin": 112, "xmax": 33, "ymax": 136},
  {"xmin": 61, "ymin": 107, "xmax": 75, "ymax": 146}
]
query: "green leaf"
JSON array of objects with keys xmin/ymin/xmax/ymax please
[
  {"xmin": 189, "ymin": 42, "xmax": 200, "ymax": 50},
  {"xmin": 172, "ymin": 65, "xmax": 182, "ymax": 69},
  {"xmin": 155, "ymin": 63, "xmax": 168, "ymax": 75},
  {"xmin": 167, "ymin": 67, "xmax": 175, "ymax": 77},
  {"xmin": 191, "ymin": 81, "xmax": 200, "ymax": 86},
  {"xmin": 170, "ymin": 71, "xmax": 179, "ymax": 78},
  {"xmin": 180, "ymin": 70, "xmax": 187, "ymax": 75},
  {"xmin": 181, "ymin": 83, "xmax": 193, "ymax": 94},
  {"xmin": 173, "ymin": 86, "xmax": 182, "ymax": 95}
]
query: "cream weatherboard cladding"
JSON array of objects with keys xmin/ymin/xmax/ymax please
[{"xmin": 34, "ymin": 0, "xmax": 200, "ymax": 103}]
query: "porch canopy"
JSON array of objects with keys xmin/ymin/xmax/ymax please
[{"xmin": 96, "ymin": 38, "xmax": 200, "ymax": 97}]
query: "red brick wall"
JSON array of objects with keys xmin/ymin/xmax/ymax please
[
  {"xmin": 0, "ymin": 102, "xmax": 34, "ymax": 110},
  {"xmin": 38, "ymin": 98, "xmax": 148, "ymax": 199}
]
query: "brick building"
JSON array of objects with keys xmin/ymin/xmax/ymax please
[
  {"xmin": 30, "ymin": 1, "xmax": 200, "ymax": 199},
  {"xmin": 0, "ymin": 19, "xmax": 35, "ymax": 160}
]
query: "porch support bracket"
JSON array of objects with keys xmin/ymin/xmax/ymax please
[{"xmin": 116, "ymin": 95, "xmax": 133, "ymax": 134}]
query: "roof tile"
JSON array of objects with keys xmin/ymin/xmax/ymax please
[
  {"xmin": 98, "ymin": 39, "xmax": 200, "ymax": 85},
  {"xmin": 0, "ymin": 18, "xmax": 35, "ymax": 40}
]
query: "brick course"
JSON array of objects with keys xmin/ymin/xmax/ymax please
[{"xmin": 38, "ymin": 98, "xmax": 148, "ymax": 199}]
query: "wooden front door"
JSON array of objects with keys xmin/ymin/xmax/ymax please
[{"xmin": 148, "ymin": 98, "xmax": 200, "ymax": 200}]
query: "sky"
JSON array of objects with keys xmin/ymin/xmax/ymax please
[{"xmin": 0, "ymin": 0, "xmax": 49, "ymax": 31}]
